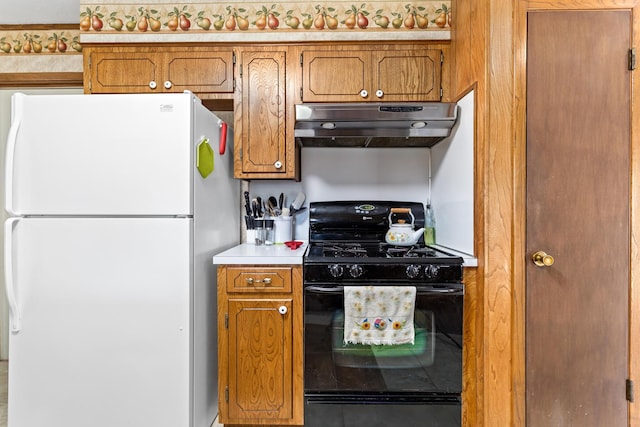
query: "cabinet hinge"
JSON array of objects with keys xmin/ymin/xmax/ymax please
[
  {"xmin": 225, "ymin": 312, "xmax": 229, "ymax": 329},
  {"xmin": 629, "ymin": 48, "xmax": 636, "ymax": 71},
  {"xmin": 440, "ymin": 51, "xmax": 444, "ymax": 64},
  {"xmin": 232, "ymin": 52, "xmax": 236, "ymax": 65},
  {"xmin": 300, "ymin": 87, "xmax": 303, "ymax": 101},
  {"xmin": 440, "ymin": 87, "xmax": 443, "ymax": 100},
  {"xmin": 239, "ymin": 64, "xmax": 243, "ymax": 78},
  {"xmin": 225, "ymin": 386, "xmax": 229, "ymax": 402},
  {"xmin": 627, "ymin": 379, "xmax": 634, "ymax": 402},
  {"xmin": 300, "ymin": 53, "xmax": 303, "ymax": 66}
]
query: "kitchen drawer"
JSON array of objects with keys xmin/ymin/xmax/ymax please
[{"xmin": 226, "ymin": 266, "xmax": 292, "ymax": 293}]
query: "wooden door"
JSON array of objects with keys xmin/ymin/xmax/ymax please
[
  {"xmin": 227, "ymin": 298, "xmax": 294, "ymax": 422},
  {"xmin": 526, "ymin": 10, "xmax": 631, "ymax": 426},
  {"xmin": 373, "ymin": 49, "xmax": 442, "ymax": 101},
  {"xmin": 234, "ymin": 49, "xmax": 287, "ymax": 176}
]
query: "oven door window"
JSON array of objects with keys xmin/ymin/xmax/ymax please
[{"xmin": 304, "ymin": 285, "xmax": 463, "ymax": 395}]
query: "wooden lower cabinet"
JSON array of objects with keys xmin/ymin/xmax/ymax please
[{"xmin": 217, "ymin": 265, "xmax": 303, "ymax": 426}]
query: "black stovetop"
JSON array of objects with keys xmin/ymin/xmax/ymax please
[
  {"xmin": 304, "ymin": 201, "xmax": 463, "ymax": 284},
  {"xmin": 306, "ymin": 241, "xmax": 462, "ymax": 264}
]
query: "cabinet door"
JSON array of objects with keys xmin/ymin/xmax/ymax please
[
  {"xmin": 234, "ymin": 49, "xmax": 287, "ymax": 176},
  {"xmin": 301, "ymin": 50, "xmax": 372, "ymax": 102},
  {"xmin": 88, "ymin": 51, "xmax": 161, "ymax": 93},
  {"xmin": 165, "ymin": 50, "xmax": 234, "ymax": 94},
  {"xmin": 227, "ymin": 298, "xmax": 294, "ymax": 422},
  {"xmin": 374, "ymin": 49, "xmax": 442, "ymax": 101}
]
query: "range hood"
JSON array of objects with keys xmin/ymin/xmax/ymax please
[{"xmin": 294, "ymin": 102, "xmax": 458, "ymax": 148}]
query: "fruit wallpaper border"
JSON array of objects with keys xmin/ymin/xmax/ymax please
[
  {"xmin": 0, "ymin": 2, "xmax": 450, "ymax": 73},
  {"xmin": 78, "ymin": 1, "xmax": 451, "ymax": 33},
  {"xmin": 0, "ymin": 25, "xmax": 82, "ymax": 55}
]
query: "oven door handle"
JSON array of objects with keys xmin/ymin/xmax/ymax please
[{"xmin": 304, "ymin": 285, "xmax": 464, "ymax": 295}]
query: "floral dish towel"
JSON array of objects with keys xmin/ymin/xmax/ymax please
[{"xmin": 343, "ymin": 286, "xmax": 416, "ymax": 346}]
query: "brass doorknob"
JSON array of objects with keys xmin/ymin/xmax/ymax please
[{"xmin": 532, "ymin": 251, "xmax": 554, "ymax": 267}]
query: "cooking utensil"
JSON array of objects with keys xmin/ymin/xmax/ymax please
[
  {"xmin": 268, "ymin": 196, "xmax": 279, "ymax": 216},
  {"xmin": 290, "ymin": 192, "xmax": 306, "ymax": 214},
  {"xmin": 291, "ymin": 207, "xmax": 307, "ymax": 216},
  {"xmin": 252, "ymin": 198, "xmax": 260, "ymax": 218},
  {"xmin": 279, "ymin": 193, "xmax": 285, "ymax": 210},
  {"xmin": 256, "ymin": 197, "xmax": 263, "ymax": 217}
]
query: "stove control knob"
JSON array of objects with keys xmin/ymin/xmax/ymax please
[
  {"xmin": 406, "ymin": 264, "xmax": 421, "ymax": 279},
  {"xmin": 424, "ymin": 265, "xmax": 441, "ymax": 279},
  {"xmin": 328, "ymin": 264, "xmax": 344, "ymax": 278},
  {"xmin": 349, "ymin": 264, "xmax": 364, "ymax": 278}
]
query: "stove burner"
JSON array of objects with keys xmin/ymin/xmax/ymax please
[
  {"xmin": 383, "ymin": 245, "xmax": 438, "ymax": 258},
  {"xmin": 323, "ymin": 244, "xmax": 368, "ymax": 258}
]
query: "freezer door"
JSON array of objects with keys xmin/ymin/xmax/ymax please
[
  {"xmin": 5, "ymin": 218, "xmax": 196, "ymax": 427},
  {"xmin": 5, "ymin": 92, "xmax": 203, "ymax": 216}
]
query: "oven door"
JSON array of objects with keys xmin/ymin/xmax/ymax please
[{"xmin": 304, "ymin": 283, "xmax": 463, "ymax": 427}]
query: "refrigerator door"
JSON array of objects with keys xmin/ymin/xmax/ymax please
[
  {"xmin": 5, "ymin": 217, "xmax": 193, "ymax": 427},
  {"xmin": 5, "ymin": 92, "xmax": 203, "ymax": 216}
]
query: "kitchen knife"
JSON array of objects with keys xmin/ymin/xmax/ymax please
[
  {"xmin": 252, "ymin": 198, "xmax": 259, "ymax": 218},
  {"xmin": 244, "ymin": 191, "xmax": 252, "ymax": 217}
]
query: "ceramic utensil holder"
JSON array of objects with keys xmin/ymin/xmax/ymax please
[{"xmin": 274, "ymin": 216, "xmax": 293, "ymax": 243}]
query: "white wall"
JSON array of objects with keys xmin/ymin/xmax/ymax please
[
  {"xmin": 0, "ymin": 87, "xmax": 83, "ymax": 360},
  {"xmin": 1, "ymin": 0, "xmax": 79, "ymax": 24}
]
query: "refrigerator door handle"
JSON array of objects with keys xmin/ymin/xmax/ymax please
[
  {"xmin": 4, "ymin": 218, "xmax": 21, "ymax": 333},
  {"xmin": 5, "ymin": 93, "xmax": 24, "ymax": 216}
]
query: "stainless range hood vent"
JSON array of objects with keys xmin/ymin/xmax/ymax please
[{"xmin": 294, "ymin": 102, "xmax": 459, "ymax": 148}]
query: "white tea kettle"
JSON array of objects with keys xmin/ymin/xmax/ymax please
[{"xmin": 385, "ymin": 208, "xmax": 425, "ymax": 246}]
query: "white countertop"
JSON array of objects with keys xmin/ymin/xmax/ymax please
[
  {"xmin": 213, "ymin": 242, "xmax": 477, "ymax": 267},
  {"xmin": 213, "ymin": 242, "xmax": 308, "ymax": 265},
  {"xmin": 431, "ymin": 245, "xmax": 478, "ymax": 267}
]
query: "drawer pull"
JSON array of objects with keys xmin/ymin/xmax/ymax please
[
  {"xmin": 278, "ymin": 305, "xmax": 288, "ymax": 315},
  {"xmin": 246, "ymin": 277, "xmax": 272, "ymax": 285}
]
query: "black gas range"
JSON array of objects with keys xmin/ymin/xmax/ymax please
[
  {"xmin": 303, "ymin": 201, "xmax": 464, "ymax": 427},
  {"xmin": 304, "ymin": 201, "xmax": 464, "ymax": 285}
]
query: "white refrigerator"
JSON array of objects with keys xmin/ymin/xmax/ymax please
[{"xmin": 3, "ymin": 92, "xmax": 239, "ymax": 427}]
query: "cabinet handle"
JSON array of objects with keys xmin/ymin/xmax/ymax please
[
  {"xmin": 359, "ymin": 89, "xmax": 368, "ymax": 98},
  {"xmin": 164, "ymin": 80, "xmax": 173, "ymax": 89},
  {"xmin": 375, "ymin": 89, "xmax": 384, "ymax": 98},
  {"xmin": 278, "ymin": 305, "xmax": 288, "ymax": 315},
  {"xmin": 246, "ymin": 277, "xmax": 272, "ymax": 285},
  {"xmin": 274, "ymin": 161, "xmax": 283, "ymax": 169},
  {"xmin": 149, "ymin": 81, "xmax": 157, "ymax": 89}
]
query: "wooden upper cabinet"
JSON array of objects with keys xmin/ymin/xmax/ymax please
[
  {"xmin": 234, "ymin": 48, "xmax": 293, "ymax": 179},
  {"xmin": 301, "ymin": 46, "xmax": 443, "ymax": 102},
  {"xmin": 84, "ymin": 46, "xmax": 234, "ymax": 97}
]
